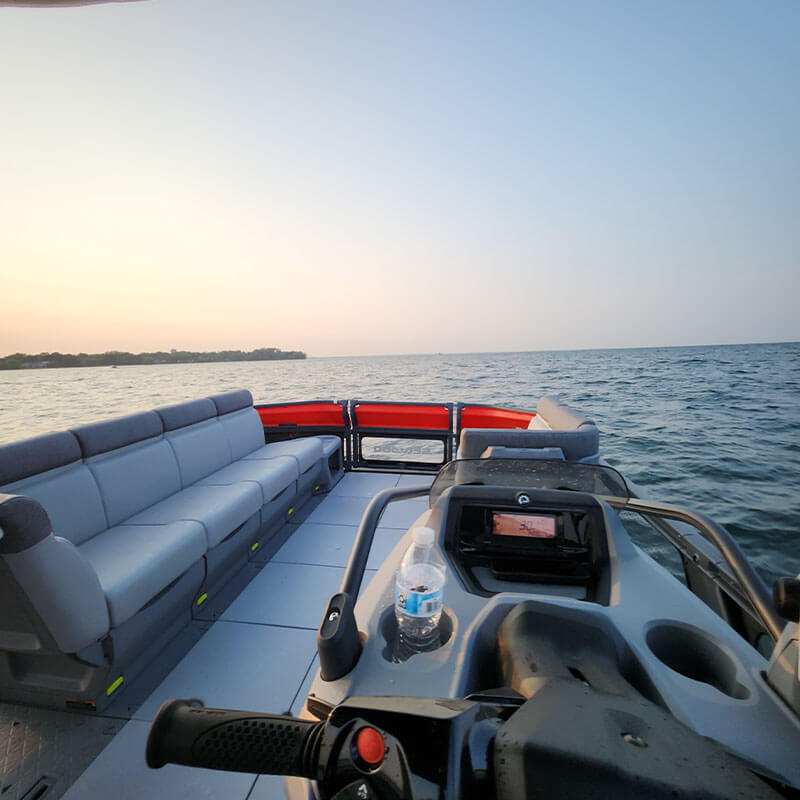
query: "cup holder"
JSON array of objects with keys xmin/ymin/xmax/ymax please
[
  {"xmin": 646, "ymin": 622, "xmax": 750, "ymax": 700},
  {"xmin": 380, "ymin": 606, "xmax": 454, "ymax": 663}
]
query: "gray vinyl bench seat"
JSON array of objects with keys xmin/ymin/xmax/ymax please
[
  {"xmin": 125, "ymin": 484, "xmax": 261, "ymax": 549},
  {"xmin": 195, "ymin": 456, "xmax": 298, "ymax": 506},
  {"xmin": 80, "ymin": 521, "xmax": 207, "ymax": 628},
  {"xmin": 0, "ymin": 389, "xmax": 342, "ymax": 710},
  {"xmin": 243, "ymin": 437, "xmax": 323, "ymax": 475}
]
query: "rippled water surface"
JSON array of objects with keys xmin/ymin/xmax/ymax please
[{"xmin": 1, "ymin": 342, "xmax": 798, "ymax": 582}]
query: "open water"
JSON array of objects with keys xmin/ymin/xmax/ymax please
[{"xmin": 0, "ymin": 342, "xmax": 797, "ymax": 583}]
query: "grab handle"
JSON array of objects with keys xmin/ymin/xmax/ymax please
[
  {"xmin": 318, "ymin": 485, "xmax": 430, "ymax": 681},
  {"xmin": 146, "ymin": 700, "xmax": 323, "ymax": 776}
]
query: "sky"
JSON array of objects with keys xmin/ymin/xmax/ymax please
[{"xmin": 0, "ymin": 1, "xmax": 798, "ymax": 357}]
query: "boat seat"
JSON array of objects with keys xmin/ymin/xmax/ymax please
[
  {"xmin": 87, "ymin": 437, "xmax": 182, "ymax": 526},
  {"xmin": 211, "ymin": 397, "xmax": 323, "ymax": 468},
  {"xmin": 127, "ymin": 482, "xmax": 261, "ymax": 549},
  {"xmin": 207, "ymin": 394, "xmax": 323, "ymax": 507},
  {"xmin": 164, "ymin": 416, "xmax": 233, "ymax": 487},
  {"xmin": 195, "ymin": 456, "xmax": 298, "ymax": 505},
  {"xmin": 212, "ymin": 398, "xmax": 267, "ymax": 460},
  {"xmin": 0, "ymin": 457, "xmax": 108, "ymax": 547},
  {"xmin": 459, "ymin": 395, "xmax": 599, "ymax": 463},
  {"xmin": 243, "ymin": 437, "xmax": 323, "ymax": 475},
  {"xmin": 0, "ymin": 389, "xmax": 340, "ymax": 711},
  {"xmin": 79, "ymin": 521, "xmax": 207, "ymax": 627}
]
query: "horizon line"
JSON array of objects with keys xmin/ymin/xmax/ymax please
[
  {"xmin": 310, "ymin": 339, "xmax": 799, "ymax": 359},
  {"xmin": 4, "ymin": 338, "xmax": 797, "ymax": 362}
]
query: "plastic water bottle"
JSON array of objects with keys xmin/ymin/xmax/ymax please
[{"xmin": 395, "ymin": 527, "xmax": 446, "ymax": 651}]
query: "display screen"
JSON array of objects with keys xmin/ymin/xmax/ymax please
[{"xmin": 492, "ymin": 512, "xmax": 557, "ymax": 539}]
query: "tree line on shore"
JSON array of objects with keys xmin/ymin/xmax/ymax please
[{"xmin": 0, "ymin": 347, "xmax": 307, "ymax": 370}]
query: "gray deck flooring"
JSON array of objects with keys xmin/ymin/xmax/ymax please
[{"xmin": 40, "ymin": 471, "xmax": 433, "ymax": 800}]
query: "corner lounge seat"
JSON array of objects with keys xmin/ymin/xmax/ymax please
[
  {"xmin": 212, "ymin": 390, "xmax": 325, "ymax": 490},
  {"xmin": 0, "ymin": 389, "xmax": 341, "ymax": 711},
  {"xmin": 458, "ymin": 395, "xmax": 600, "ymax": 463}
]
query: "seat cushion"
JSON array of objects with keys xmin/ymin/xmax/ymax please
[
  {"xmin": 127, "ymin": 483, "xmax": 262, "ymax": 548},
  {"xmin": 195, "ymin": 456, "xmax": 298, "ymax": 505},
  {"xmin": 243, "ymin": 438, "xmax": 323, "ymax": 474},
  {"xmin": 80, "ymin": 521, "xmax": 207, "ymax": 627}
]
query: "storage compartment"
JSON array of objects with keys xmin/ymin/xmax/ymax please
[{"xmin": 646, "ymin": 622, "xmax": 750, "ymax": 699}]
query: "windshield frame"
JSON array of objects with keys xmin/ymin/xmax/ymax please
[{"xmin": 429, "ymin": 458, "xmax": 631, "ymax": 507}]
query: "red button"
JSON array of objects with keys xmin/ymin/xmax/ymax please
[{"xmin": 355, "ymin": 726, "xmax": 385, "ymax": 766}]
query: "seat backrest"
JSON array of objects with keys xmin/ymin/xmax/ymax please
[
  {"xmin": 156, "ymin": 398, "xmax": 232, "ymax": 486},
  {"xmin": 459, "ymin": 396, "xmax": 599, "ymax": 462},
  {"xmin": 210, "ymin": 390, "xmax": 266, "ymax": 460},
  {"xmin": 0, "ymin": 431, "xmax": 107, "ymax": 545},
  {"xmin": 73, "ymin": 411, "xmax": 181, "ymax": 526}
]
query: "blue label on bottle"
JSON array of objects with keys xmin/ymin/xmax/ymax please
[{"xmin": 395, "ymin": 584, "xmax": 443, "ymax": 618}]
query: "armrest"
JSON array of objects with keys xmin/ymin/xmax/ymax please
[
  {"xmin": 0, "ymin": 494, "xmax": 110, "ymax": 653},
  {"xmin": 0, "ymin": 493, "xmax": 52, "ymax": 554}
]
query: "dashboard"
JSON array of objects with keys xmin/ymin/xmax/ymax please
[{"xmin": 441, "ymin": 486, "xmax": 612, "ymax": 603}]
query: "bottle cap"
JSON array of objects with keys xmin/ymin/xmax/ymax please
[{"xmin": 412, "ymin": 526, "xmax": 435, "ymax": 546}]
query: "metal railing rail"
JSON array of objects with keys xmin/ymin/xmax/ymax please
[
  {"xmin": 255, "ymin": 398, "xmax": 556, "ymax": 472},
  {"xmin": 603, "ymin": 496, "xmax": 784, "ymax": 642},
  {"xmin": 641, "ymin": 511, "xmax": 749, "ymax": 608}
]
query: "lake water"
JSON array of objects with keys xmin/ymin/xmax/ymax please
[{"xmin": 1, "ymin": 342, "xmax": 798, "ymax": 583}]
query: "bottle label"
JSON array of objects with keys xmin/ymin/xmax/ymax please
[{"xmin": 395, "ymin": 585, "xmax": 443, "ymax": 618}]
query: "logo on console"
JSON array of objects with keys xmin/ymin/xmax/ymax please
[{"xmin": 517, "ymin": 493, "xmax": 530, "ymax": 505}]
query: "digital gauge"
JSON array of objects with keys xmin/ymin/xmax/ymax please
[{"xmin": 491, "ymin": 512, "xmax": 556, "ymax": 539}]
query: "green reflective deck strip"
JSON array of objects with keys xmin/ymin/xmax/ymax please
[
  {"xmin": 196, "ymin": 593, "xmax": 208, "ymax": 606},
  {"xmin": 287, "ymin": 507, "xmax": 294, "ymax": 516},
  {"xmin": 106, "ymin": 676, "xmax": 124, "ymax": 696},
  {"xmin": 251, "ymin": 542, "xmax": 260, "ymax": 552}
]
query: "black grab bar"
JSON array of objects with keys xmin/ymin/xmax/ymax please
[
  {"xmin": 603, "ymin": 496, "xmax": 784, "ymax": 642},
  {"xmin": 317, "ymin": 485, "xmax": 431, "ymax": 682},
  {"xmin": 341, "ymin": 486, "xmax": 431, "ymax": 599}
]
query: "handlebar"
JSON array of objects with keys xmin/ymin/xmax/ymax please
[
  {"xmin": 145, "ymin": 700, "xmax": 324, "ymax": 777},
  {"xmin": 144, "ymin": 690, "xmax": 785, "ymax": 800}
]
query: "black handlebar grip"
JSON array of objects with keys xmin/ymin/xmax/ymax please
[{"xmin": 146, "ymin": 700, "xmax": 324, "ymax": 776}]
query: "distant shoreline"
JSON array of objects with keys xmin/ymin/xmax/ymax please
[{"xmin": 0, "ymin": 348, "xmax": 306, "ymax": 371}]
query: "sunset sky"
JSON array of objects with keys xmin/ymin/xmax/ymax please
[{"xmin": 1, "ymin": 1, "xmax": 798, "ymax": 356}]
